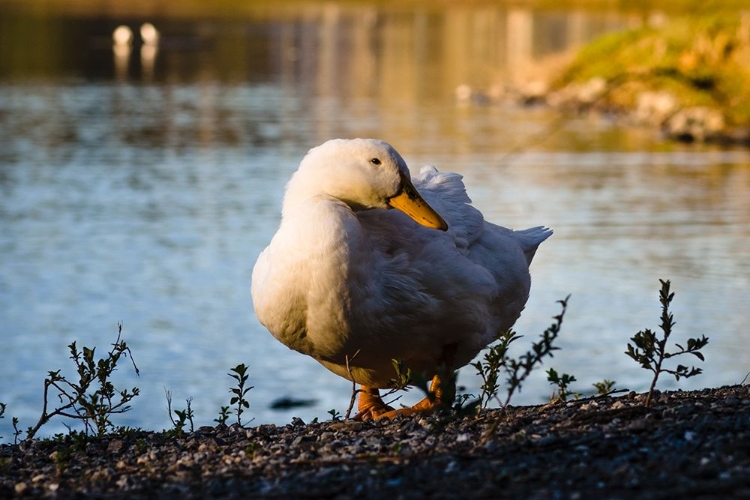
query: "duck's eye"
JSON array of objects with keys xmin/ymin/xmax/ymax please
[{"xmin": 370, "ymin": 158, "xmax": 381, "ymax": 165}]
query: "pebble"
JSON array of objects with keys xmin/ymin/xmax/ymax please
[
  {"xmin": 330, "ymin": 421, "xmax": 363, "ymax": 431},
  {"xmin": 665, "ymin": 107, "xmax": 725, "ymax": 142},
  {"xmin": 610, "ymin": 401, "xmax": 626, "ymax": 410},
  {"xmin": 579, "ymin": 401, "xmax": 599, "ymax": 411},
  {"xmin": 635, "ymin": 91, "xmax": 678, "ymax": 124},
  {"xmin": 107, "ymin": 439, "xmax": 124, "ymax": 453}
]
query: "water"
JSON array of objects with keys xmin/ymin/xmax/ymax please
[{"xmin": 1, "ymin": 4, "xmax": 749, "ymax": 439}]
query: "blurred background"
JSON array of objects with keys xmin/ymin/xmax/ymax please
[{"xmin": 1, "ymin": 0, "xmax": 749, "ymax": 438}]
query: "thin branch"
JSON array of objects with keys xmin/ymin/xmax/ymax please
[{"xmin": 344, "ymin": 350, "xmax": 361, "ymax": 420}]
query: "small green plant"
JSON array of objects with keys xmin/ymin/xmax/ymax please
[
  {"xmin": 625, "ymin": 279, "xmax": 709, "ymax": 406},
  {"xmin": 385, "ymin": 359, "xmax": 434, "ymax": 404},
  {"xmin": 135, "ymin": 437, "xmax": 148, "ymax": 454},
  {"xmin": 0, "ymin": 403, "xmax": 7, "ymax": 443},
  {"xmin": 592, "ymin": 379, "xmax": 626, "ymax": 397},
  {"xmin": 12, "ymin": 418, "xmax": 22, "ymax": 444},
  {"xmin": 3, "ymin": 411, "xmax": 24, "ymax": 444},
  {"xmin": 165, "ymin": 390, "xmax": 194, "ymax": 436},
  {"xmin": 50, "ymin": 429, "xmax": 90, "ymax": 450},
  {"xmin": 327, "ymin": 408, "xmax": 342, "ymax": 420},
  {"xmin": 546, "ymin": 368, "xmax": 579, "ymax": 402},
  {"xmin": 215, "ymin": 406, "xmax": 231, "ymax": 426},
  {"xmin": 25, "ymin": 324, "xmax": 140, "ymax": 440},
  {"xmin": 474, "ymin": 296, "xmax": 570, "ymax": 410},
  {"xmin": 473, "ymin": 329, "xmax": 521, "ymax": 409},
  {"xmin": 453, "ymin": 392, "xmax": 479, "ymax": 415},
  {"xmin": 175, "ymin": 403, "xmax": 195, "ymax": 433},
  {"xmin": 228, "ymin": 364, "xmax": 253, "ymax": 427},
  {"xmin": 388, "ymin": 359, "xmax": 413, "ymax": 392}
]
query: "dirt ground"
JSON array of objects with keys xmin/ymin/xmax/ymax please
[{"xmin": 2, "ymin": 385, "xmax": 749, "ymax": 499}]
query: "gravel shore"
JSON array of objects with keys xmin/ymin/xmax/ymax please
[{"xmin": 2, "ymin": 385, "xmax": 749, "ymax": 499}]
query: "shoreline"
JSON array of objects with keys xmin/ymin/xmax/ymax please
[{"xmin": 2, "ymin": 384, "xmax": 748, "ymax": 498}]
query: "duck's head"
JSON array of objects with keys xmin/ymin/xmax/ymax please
[{"xmin": 288, "ymin": 138, "xmax": 448, "ymax": 231}]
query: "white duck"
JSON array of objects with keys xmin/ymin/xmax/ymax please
[{"xmin": 251, "ymin": 138, "xmax": 551, "ymax": 419}]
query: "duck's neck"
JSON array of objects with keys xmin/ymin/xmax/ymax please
[
  {"xmin": 288, "ymin": 205, "xmax": 370, "ymax": 278},
  {"xmin": 271, "ymin": 197, "xmax": 370, "ymax": 354}
]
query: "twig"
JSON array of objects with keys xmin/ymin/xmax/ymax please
[{"xmin": 344, "ymin": 350, "xmax": 361, "ymax": 420}]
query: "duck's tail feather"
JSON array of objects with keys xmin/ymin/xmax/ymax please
[{"xmin": 515, "ymin": 226, "xmax": 553, "ymax": 265}]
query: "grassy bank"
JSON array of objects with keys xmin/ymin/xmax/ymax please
[{"xmin": 550, "ymin": 11, "xmax": 750, "ymax": 142}]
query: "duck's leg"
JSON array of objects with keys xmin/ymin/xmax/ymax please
[
  {"xmin": 354, "ymin": 370, "xmax": 455, "ymax": 421},
  {"xmin": 363, "ymin": 344, "xmax": 458, "ymax": 420},
  {"xmin": 354, "ymin": 345, "xmax": 457, "ymax": 421},
  {"xmin": 375, "ymin": 371, "xmax": 455, "ymax": 420},
  {"xmin": 410, "ymin": 370, "xmax": 456, "ymax": 413},
  {"xmin": 354, "ymin": 386, "xmax": 395, "ymax": 421},
  {"xmin": 353, "ymin": 372, "xmax": 457, "ymax": 421}
]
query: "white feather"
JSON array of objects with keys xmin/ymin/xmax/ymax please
[{"xmin": 251, "ymin": 139, "xmax": 551, "ymax": 387}]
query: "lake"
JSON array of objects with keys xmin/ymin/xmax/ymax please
[{"xmin": 1, "ymin": 2, "xmax": 749, "ymax": 439}]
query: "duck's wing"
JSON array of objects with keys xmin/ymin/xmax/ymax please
[
  {"xmin": 414, "ymin": 165, "xmax": 552, "ymax": 332},
  {"xmin": 414, "ymin": 166, "xmax": 551, "ymax": 257},
  {"xmin": 412, "ymin": 166, "xmax": 484, "ymax": 254}
]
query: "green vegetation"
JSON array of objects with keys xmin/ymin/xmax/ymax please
[
  {"xmin": 473, "ymin": 296, "xmax": 569, "ymax": 410},
  {"xmin": 472, "ymin": 330, "xmax": 521, "ymax": 410},
  {"xmin": 166, "ymin": 391, "xmax": 195, "ymax": 437},
  {"xmin": 215, "ymin": 405, "xmax": 232, "ymax": 427},
  {"xmin": 227, "ymin": 364, "xmax": 254, "ymax": 427},
  {"xmin": 458, "ymin": 279, "xmax": 706, "ymax": 413},
  {"xmin": 592, "ymin": 379, "xmax": 625, "ymax": 397},
  {"xmin": 24, "ymin": 324, "xmax": 140, "ymax": 440},
  {"xmin": 546, "ymin": 368, "xmax": 580, "ymax": 403},
  {"xmin": 555, "ymin": 12, "xmax": 750, "ymax": 136},
  {"xmin": 626, "ymin": 279, "xmax": 709, "ymax": 406},
  {"xmin": 389, "ymin": 359, "xmax": 415, "ymax": 394}
]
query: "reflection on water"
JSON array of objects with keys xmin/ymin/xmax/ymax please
[{"xmin": 1, "ymin": 4, "xmax": 749, "ymax": 438}]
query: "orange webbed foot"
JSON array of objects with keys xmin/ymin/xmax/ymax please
[
  {"xmin": 354, "ymin": 373, "xmax": 454, "ymax": 421},
  {"xmin": 353, "ymin": 386, "xmax": 395, "ymax": 421}
]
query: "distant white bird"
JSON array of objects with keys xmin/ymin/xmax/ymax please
[
  {"xmin": 251, "ymin": 139, "xmax": 551, "ymax": 419},
  {"xmin": 140, "ymin": 23, "xmax": 160, "ymax": 46},
  {"xmin": 112, "ymin": 26, "xmax": 133, "ymax": 47}
]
